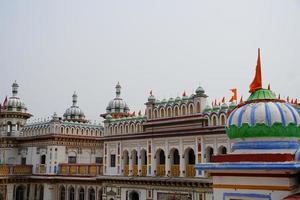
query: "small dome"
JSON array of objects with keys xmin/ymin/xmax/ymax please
[
  {"xmin": 106, "ymin": 114, "xmax": 112, "ymax": 120},
  {"xmin": 175, "ymin": 96, "xmax": 181, "ymax": 102},
  {"xmin": 106, "ymin": 83, "xmax": 130, "ymax": 114},
  {"xmin": 182, "ymin": 91, "xmax": 189, "ymax": 101},
  {"xmin": 226, "ymin": 89, "xmax": 300, "ymax": 139},
  {"xmin": 161, "ymin": 99, "xmax": 167, "ymax": 104},
  {"xmin": 63, "ymin": 92, "xmax": 86, "ymax": 122},
  {"xmin": 148, "ymin": 90, "xmax": 155, "ymax": 102},
  {"xmin": 195, "ymin": 86, "xmax": 205, "ymax": 95},
  {"xmin": 4, "ymin": 81, "xmax": 28, "ymax": 113}
]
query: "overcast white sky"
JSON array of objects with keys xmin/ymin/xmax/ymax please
[{"xmin": 0, "ymin": 0, "xmax": 299, "ymax": 121}]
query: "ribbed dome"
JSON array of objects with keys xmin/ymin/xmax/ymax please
[
  {"xmin": 3, "ymin": 81, "xmax": 27, "ymax": 113},
  {"xmin": 106, "ymin": 82, "xmax": 130, "ymax": 113},
  {"xmin": 226, "ymin": 89, "xmax": 300, "ymax": 139},
  {"xmin": 63, "ymin": 92, "xmax": 86, "ymax": 122},
  {"xmin": 195, "ymin": 86, "xmax": 205, "ymax": 95}
]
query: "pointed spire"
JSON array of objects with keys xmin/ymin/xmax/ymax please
[
  {"xmin": 115, "ymin": 82, "xmax": 121, "ymax": 98},
  {"xmin": 278, "ymin": 94, "xmax": 281, "ymax": 100},
  {"xmin": 249, "ymin": 48, "xmax": 262, "ymax": 93},
  {"xmin": 72, "ymin": 91, "xmax": 78, "ymax": 106},
  {"xmin": 267, "ymin": 83, "xmax": 271, "ymax": 90},
  {"xmin": 150, "ymin": 90, "xmax": 153, "ymax": 96},
  {"xmin": 12, "ymin": 81, "xmax": 19, "ymax": 97},
  {"xmin": 182, "ymin": 90, "xmax": 187, "ymax": 96},
  {"xmin": 295, "ymin": 99, "xmax": 298, "ymax": 105},
  {"xmin": 240, "ymin": 96, "xmax": 244, "ymax": 104},
  {"xmin": 138, "ymin": 110, "xmax": 141, "ymax": 116},
  {"xmin": 221, "ymin": 97, "xmax": 225, "ymax": 103}
]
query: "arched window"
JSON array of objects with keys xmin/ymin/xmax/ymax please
[
  {"xmin": 69, "ymin": 187, "xmax": 75, "ymax": 200},
  {"xmin": 39, "ymin": 185, "xmax": 44, "ymax": 200},
  {"xmin": 206, "ymin": 146, "xmax": 214, "ymax": 162},
  {"xmin": 212, "ymin": 115, "xmax": 218, "ymax": 126},
  {"xmin": 7, "ymin": 121, "xmax": 12, "ymax": 133},
  {"xmin": 218, "ymin": 146, "xmax": 227, "ymax": 155},
  {"xmin": 66, "ymin": 128, "xmax": 69, "ymax": 134},
  {"xmin": 131, "ymin": 124, "xmax": 135, "ymax": 133},
  {"xmin": 16, "ymin": 185, "xmax": 25, "ymax": 200},
  {"xmin": 182, "ymin": 105, "xmax": 187, "ymax": 116},
  {"xmin": 174, "ymin": 107, "xmax": 179, "ymax": 117},
  {"xmin": 60, "ymin": 186, "xmax": 66, "ymax": 200},
  {"xmin": 160, "ymin": 108, "xmax": 165, "ymax": 118},
  {"xmin": 185, "ymin": 148, "xmax": 196, "ymax": 177},
  {"xmin": 220, "ymin": 114, "xmax": 226, "ymax": 125},
  {"xmin": 155, "ymin": 149, "xmax": 166, "ymax": 177},
  {"xmin": 196, "ymin": 102, "xmax": 201, "ymax": 113},
  {"xmin": 154, "ymin": 109, "xmax": 158, "ymax": 119},
  {"xmin": 88, "ymin": 188, "xmax": 95, "ymax": 200},
  {"xmin": 79, "ymin": 188, "xmax": 85, "ymax": 200},
  {"xmin": 129, "ymin": 191, "xmax": 139, "ymax": 200},
  {"xmin": 167, "ymin": 107, "xmax": 172, "ymax": 117},
  {"xmin": 189, "ymin": 104, "xmax": 194, "ymax": 114}
]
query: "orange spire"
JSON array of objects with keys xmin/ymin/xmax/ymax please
[
  {"xmin": 267, "ymin": 83, "xmax": 271, "ymax": 90},
  {"xmin": 249, "ymin": 48, "xmax": 262, "ymax": 93},
  {"xmin": 229, "ymin": 88, "xmax": 237, "ymax": 102},
  {"xmin": 182, "ymin": 90, "xmax": 187, "ymax": 96}
]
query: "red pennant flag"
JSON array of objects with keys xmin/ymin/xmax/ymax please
[
  {"xmin": 249, "ymin": 48, "xmax": 262, "ymax": 93},
  {"xmin": 278, "ymin": 94, "xmax": 281, "ymax": 100},
  {"xmin": 229, "ymin": 88, "xmax": 237, "ymax": 102},
  {"xmin": 291, "ymin": 99, "xmax": 294, "ymax": 104},
  {"xmin": 240, "ymin": 96, "xmax": 243, "ymax": 104},
  {"xmin": 267, "ymin": 83, "xmax": 271, "ymax": 90},
  {"xmin": 182, "ymin": 91, "xmax": 187, "ymax": 96}
]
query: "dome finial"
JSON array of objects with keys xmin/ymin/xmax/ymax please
[
  {"xmin": 72, "ymin": 91, "xmax": 78, "ymax": 106},
  {"xmin": 116, "ymin": 82, "xmax": 121, "ymax": 98},
  {"xmin": 12, "ymin": 80, "xmax": 19, "ymax": 97}
]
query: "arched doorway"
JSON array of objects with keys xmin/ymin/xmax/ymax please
[
  {"xmin": 79, "ymin": 188, "xmax": 85, "ymax": 200},
  {"xmin": 88, "ymin": 188, "xmax": 95, "ymax": 200},
  {"xmin": 123, "ymin": 150, "xmax": 129, "ymax": 176},
  {"xmin": 140, "ymin": 149, "xmax": 147, "ymax": 176},
  {"xmin": 59, "ymin": 186, "xmax": 66, "ymax": 200},
  {"xmin": 131, "ymin": 150, "xmax": 138, "ymax": 176},
  {"xmin": 129, "ymin": 191, "xmax": 139, "ymax": 200},
  {"xmin": 16, "ymin": 185, "xmax": 25, "ymax": 200},
  {"xmin": 170, "ymin": 148, "xmax": 180, "ymax": 177},
  {"xmin": 185, "ymin": 148, "xmax": 195, "ymax": 177},
  {"xmin": 155, "ymin": 149, "xmax": 165, "ymax": 176},
  {"xmin": 206, "ymin": 146, "xmax": 214, "ymax": 162}
]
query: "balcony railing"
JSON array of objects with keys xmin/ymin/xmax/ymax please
[
  {"xmin": 156, "ymin": 165, "xmax": 165, "ymax": 177},
  {"xmin": 171, "ymin": 165, "xmax": 180, "ymax": 177},
  {"xmin": 132, "ymin": 165, "xmax": 138, "ymax": 176},
  {"xmin": 123, "ymin": 165, "xmax": 129, "ymax": 176},
  {"xmin": 186, "ymin": 165, "xmax": 195, "ymax": 177},
  {"xmin": 35, "ymin": 164, "xmax": 47, "ymax": 174},
  {"xmin": 58, "ymin": 164, "xmax": 103, "ymax": 176},
  {"xmin": 141, "ymin": 165, "xmax": 147, "ymax": 176},
  {"xmin": 0, "ymin": 165, "xmax": 32, "ymax": 176}
]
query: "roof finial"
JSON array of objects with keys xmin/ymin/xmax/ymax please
[
  {"xmin": 12, "ymin": 81, "xmax": 19, "ymax": 97},
  {"xmin": 249, "ymin": 48, "xmax": 262, "ymax": 93},
  {"xmin": 72, "ymin": 91, "xmax": 78, "ymax": 106},
  {"xmin": 115, "ymin": 82, "xmax": 121, "ymax": 98}
]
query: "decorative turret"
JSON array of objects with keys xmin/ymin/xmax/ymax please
[
  {"xmin": 0, "ymin": 81, "xmax": 32, "ymax": 137},
  {"xmin": 63, "ymin": 92, "xmax": 87, "ymax": 123},
  {"xmin": 101, "ymin": 82, "xmax": 130, "ymax": 119}
]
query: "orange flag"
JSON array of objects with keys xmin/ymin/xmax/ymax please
[
  {"xmin": 240, "ymin": 96, "xmax": 243, "ymax": 104},
  {"xmin": 249, "ymin": 48, "xmax": 262, "ymax": 93},
  {"xmin": 267, "ymin": 83, "xmax": 271, "ymax": 90},
  {"xmin": 229, "ymin": 88, "xmax": 237, "ymax": 102}
]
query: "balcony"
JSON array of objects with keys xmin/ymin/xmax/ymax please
[
  {"xmin": 35, "ymin": 164, "xmax": 47, "ymax": 174},
  {"xmin": 141, "ymin": 165, "xmax": 147, "ymax": 176},
  {"xmin": 156, "ymin": 165, "xmax": 165, "ymax": 177},
  {"xmin": 171, "ymin": 165, "xmax": 180, "ymax": 177},
  {"xmin": 0, "ymin": 165, "xmax": 32, "ymax": 176},
  {"xmin": 123, "ymin": 165, "xmax": 129, "ymax": 176},
  {"xmin": 58, "ymin": 164, "xmax": 103, "ymax": 177},
  {"xmin": 186, "ymin": 165, "xmax": 196, "ymax": 177}
]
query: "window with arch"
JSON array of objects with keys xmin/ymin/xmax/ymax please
[
  {"xmin": 205, "ymin": 146, "xmax": 214, "ymax": 162},
  {"xmin": 212, "ymin": 115, "xmax": 218, "ymax": 126},
  {"xmin": 189, "ymin": 104, "xmax": 194, "ymax": 114},
  {"xmin": 218, "ymin": 146, "xmax": 227, "ymax": 155},
  {"xmin": 60, "ymin": 127, "xmax": 64, "ymax": 134},
  {"xmin": 181, "ymin": 105, "xmax": 187, "ymax": 116},
  {"xmin": 174, "ymin": 106, "xmax": 179, "ymax": 117},
  {"xmin": 160, "ymin": 108, "xmax": 165, "ymax": 118},
  {"xmin": 220, "ymin": 114, "xmax": 226, "ymax": 125},
  {"xmin": 79, "ymin": 188, "xmax": 85, "ymax": 200},
  {"xmin": 66, "ymin": 128, "xmax": 69, "ymax": 134},
  {"xmin": 154, "ymin": 109, "xmax": 158, "ymax": 119},
  {"xmin": 60, "ymin": 186, "xmax": 66, "ymax": 200},
  {"xmin": 88, "ymin": 188, "xmax": 95, "ymax": 200},
  {"xmin": 196, "ymin": 102, "xmax": 201, "ymax": 113},
  {"xmin": 131, "ymin": 124, "xmax": 135, "ymax": 133},
  {"xmin": 167, "ymin": 107, "xmax": 172, "ymax": 117},
  {"xmin": 69, "ymin": 187, "xmax": 75, "ymax": 200}
]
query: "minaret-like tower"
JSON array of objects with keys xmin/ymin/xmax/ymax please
[
  {"xmin": 0, "ymin": 81, "xmax": 32, "ymax": 137},
  {"xmin": 63, "ymin": 92, "xmax": 87, "ymax": 123}
]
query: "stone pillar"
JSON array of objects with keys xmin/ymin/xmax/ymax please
[
  {"xmin": 6, "ymin": 184, "xmax": 14, "ymax": 200},
  {"xmin": 179, "ymin": 139, "xmax": 185, "ymax": 177}
]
